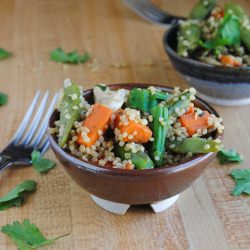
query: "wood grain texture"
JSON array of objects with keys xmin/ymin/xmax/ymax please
[{"xmin": 0, "ymin": 0, "xmax": 249, "ymax": 249}]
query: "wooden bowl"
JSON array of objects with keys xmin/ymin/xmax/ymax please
[{"xmin": 48, "ymin": 83, "xmax": 222, "ymax": 205}]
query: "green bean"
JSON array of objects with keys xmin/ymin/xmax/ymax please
[
  {"xmin": 241, "ymin": 24, "xmax": 250, "ymax": 52},
  {"xmin": 151, "ymin": 105, "xmax": 169, "ymax": 167},
  {"xmin": 167, "ymin": 138, "xmax": 223, "ymax": 154},
  {"xmin": 225, "ymin": 3, "xmax": 247, "ymax": 20},
  {"xmin": 177, "ymin": 21, "xmax": 201, "ymax": 57},
  {"xmin": 189, "ymin": 0, "xmax": 216, "ymax": 20},
  {"xmin": 114, "ymin": 144, "xmax": 154, "ymax": 170},
  {"xmin": 166, "ymin": 88, "xmax": 195, "ymax": 117},
  {"xmin": 58, "ymin": 82, "xmax": 82, "ymax": 147},
  {"xmin": 127, "ymin": 88, "xmax": 169, "ymax": 112}
]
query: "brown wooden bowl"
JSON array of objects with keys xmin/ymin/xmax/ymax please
[{"xmin": 48, "ymin": 83, "xmax": 222, "ymax": 205}]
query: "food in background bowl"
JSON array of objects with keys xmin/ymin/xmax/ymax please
[
  {"xmin": 50, "ymin": 79, "xmax": 224, "ymax": 170},
  {"xmin": 177, "ymin": 0, "xmax": 250, "ymax": 67}
]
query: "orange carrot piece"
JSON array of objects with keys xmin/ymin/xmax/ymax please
[
  {"xmin": 77, "ymin": 103, "xmax": 112, "ymax": 147},
  {"xmin": 220, "ymin": 55, "xmax": 241, "ymax": 67},
  {"xmin": 179, "ymin": 111, "xmax": 211, "ymax": 136},
  {"xmin": 114, "ymin": 110, "xmax": 152, "ymax": 143}
]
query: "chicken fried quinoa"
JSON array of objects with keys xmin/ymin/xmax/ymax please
[
  {"xmin": 50, "ymin": 79, "xmax": 224, "ymax": 170},
  {"xmin": 177, "ymin": 0, "xmax": 250, "ymax": 67}
]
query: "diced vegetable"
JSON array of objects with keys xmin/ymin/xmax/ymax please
[
  {"xmin": 179, "ymin": 110, "xmax": 211, "ymax": 136},
  {"xmin": 77, "ymin": 103, "xmax": 112, "ymax": 147},
  {"xmin": 177, "ymin": 21, "xmax": 201, "ymax": 57},
  {"xmin": 114, "ymin": 109, "xmax": 152, "ymax": 143},
  {"xmin": 150, "ymin": 105, "xmax": 169, "ymax": 167},
  {"xmin": 189, "ymin": 0, "xmax": 217, "ymax": 20},
  {"xmin": 127, "ymin": 88, "xmax": 169, "ymax": 112},
  {"xmin": 220, "ymin": 55, "xmax": 241, "ymax": 67},
  {"xmin": 58, "ymin": 82, "xmax": 82, "ymax": 147},
  {"xmin": 168, "ymin": 138, "xmax": 223, "ymax": 154},
  {"xmin": 115, "ymin": 144, "xmax": 154, "ymax": 170},
  {"xmin": 0, "ymin": 92, "xmax": 8, "ymax": 106},
  {"xmin": 94, "ymin": 84, "xmax": 129, "ymax": 112}
]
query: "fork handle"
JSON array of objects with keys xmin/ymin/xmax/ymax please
[{"xmin": 0, "ymin": 154, "xmax": 12, "ymax": 173}]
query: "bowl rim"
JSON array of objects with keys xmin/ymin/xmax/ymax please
[
  {"xmin": 48, "ymin": 83, "xmax": 222, "ymax": 176},
  {"xmin": 163, "ymin": 23, "xmax": 250, "ymax": 74}
]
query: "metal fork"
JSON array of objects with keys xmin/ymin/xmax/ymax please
[
  {"xmin": 0, "ymin": 91, "xmax": 58, "ymax": 173},
  {"xmin": 123, "ymin": 0, "xmax": 185, "ymax": 27}
]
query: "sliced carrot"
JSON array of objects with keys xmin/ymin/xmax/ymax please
[
  {"xmin": 125, "ymin": 162, "xmax": 134, "ymax": 170},
  {"xmin": 77, "ymin": 103, "xmax": 112, "ymax": 147},
  {"xmin": 220, "ymin": 55, "xmax": 241, "ymax": 67},
  {"xmin": 185, "ymin": 105, "xmax": 195, "ymax": 115},
  {"xmin": 179, "ymin": 111, "xmax": 211, "ymax": 136},
  {"xmin": 114, "ymin": 110, "xmax": 152, "ymax": 143}
]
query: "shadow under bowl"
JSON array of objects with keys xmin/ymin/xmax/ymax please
[
  {"xmin": 163, "ymin": 24, "xmax": 250, "ymax": 107},
  {"xmin": 48, "ymin": 83, "xmax": 221, "ymax": 205}
]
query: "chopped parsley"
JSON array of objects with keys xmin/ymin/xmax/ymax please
[
  {"xmin": 0, "ymin": 48, "xmax": 11, "ymax": 60},
  {"xmin": 0, "ymin": 92, "xmax": 8, "ymax": 106},
  {"xmin": 50, "ymin": 48, "xmax": 90, "ymax": 64},
  {"xmin": 217, "ymin": 149, "xmax": 243, "ymax": 164},
  {"xmin": 0, "ymin": 180, "xmax": 36, "ymax": 211},
  {"xmin": 31, "ymin": 150, "xmax": 56, "ymax": 173},
  {"xmin": 230, "ymin": 169, "xmax": 250, "ymax": 196},
  {"xmin": 1, "ymin": 219, "xmax": 69, "ymax": 249}
]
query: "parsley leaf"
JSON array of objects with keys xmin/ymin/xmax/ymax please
[
  {"xmin": 0, "ymin": 180, "xmax": 36, "ymax": 211},
  {"xmin": 1, "ymin": 219, "xmax": 69, "ymax": 250},
  {"xmin": 202, "ymin": 14, "xmax": 241, "ymax": 49},
  {"xmin": 217, "ymin": 149, "xmax": 243, "ymax": 164},
  {"xmin": 0, "ymin": 48, "xmax": 11, "ymax": 59},
  {"xmin": 230, "ymin": 169, "xmax": 250, "ymax": 196},
  {"xmin": 0, "ymin": 92, "xmax": 8, "ymax": 106},
  {"xmin": 31, "ymin": 150, "xmax": 56, "ymax": 173},
  {"xmin": 50, "ymin": 48, "xmax": 90, "ymax": 64}
]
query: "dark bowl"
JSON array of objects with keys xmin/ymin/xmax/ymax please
[
  {"xmin": 163, "ymin": 24, "xmax": 250, "ymax": 107},
  {"xmin": 48, "ymin": 83, "xmax": 222, "ymax": 205}
]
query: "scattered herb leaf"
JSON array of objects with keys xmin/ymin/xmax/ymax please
[
  {"xmin": 50, "ymin": 48, "xmax": 90, "ymax": 64},
  {"xmin": 217, "ymin": 149, "xmax": 243, "ymax": 164},
  {"xmin": 1, "ymin": 219, "xmax": 69, "ymax": 250},
  {"xmin": 0, "ymin": 48, "xmax": 11, "ymax": 59},
  {"xmin": 0, "ymin": 92, "xmax": 8, "ymax": 106},
  {"xmin": 31, "ymin": 150, "xmax": 56, "ymax": 173},
  {"xmin": 0, "ymin": 180, "xmax": 36, "ymax": 211},
  {"xmin": 230, "ymin": 169, "xmax": 250, "ymax": 196},
  {"xmin": 202, "ymin": 14, "xmax": 241, "ymax": 49}
]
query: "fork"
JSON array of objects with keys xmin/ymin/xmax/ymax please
[
  {"xmin": 123, "ymin": 0, "xmax": 185, "ymax": 27},
  {"xmin": 0, "ymin": 91, "xmax": 58, "ymax": 173}
]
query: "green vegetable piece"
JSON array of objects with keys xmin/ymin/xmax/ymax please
[
  {"xmin": 177, "ymin": 21, "xmax": 201, "ymax": 57},
  {"xmin": 1, "ymin": 219, "xmax": 69, "ymax": 250},
  {"xmin": 189, "ymin": 0, "xmax": 216, "ymax": 20},
  {"xmin": 230, "ymin": 169, "xmax": 250, "ymax": 196},
  {"xmin": 50, "ymin": 48, "xmax": 90, "ymax": 64},
  {"xmin": 217, "ymin": 149, "xmax": 243, "ymax": 164},
  {"xmin": 0, "ymin": 180, "xmax": 36, "ymax": 211},
  {"xmin": 127, "ymin": 88, "xmax": 169, "ymax": 112},
  {"xmin": 241, "ymin": 23, "xmax": 250, "ymax": 52},
  {"xmin": 0, "ymin": 92, "xmax": 8, "ymax": 106},
  {"xmin": 168, "ymin": 138, "xmax": 223, "ymax": 154},
  {"xmin": 115, "ymin": 144, "xmax": 154, "ymax": 170},
  {"xmin": 151, "ymin": 105, "xmax": 169, "ymax": 167},
  {"xmin": 0, "ymin": 48, "xmax": 12, "ymax": 60},
  {"xmin": 166, "ymin": 89, "xmax": 194, "ymax": 116},
  {"xmin": 225, "ymin": 3, "xmax": 247, "ymax": 20},
  {"xmin": 31, "ymin": 150, "xmax": 56, "ymax": 173},
  {"xmin": 58, "ymin": 82, "xmax": 82, "ymax": 147},
  {"xmin": 202, "ymin": 14, "xmax": 241, "ymax": 49}
]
